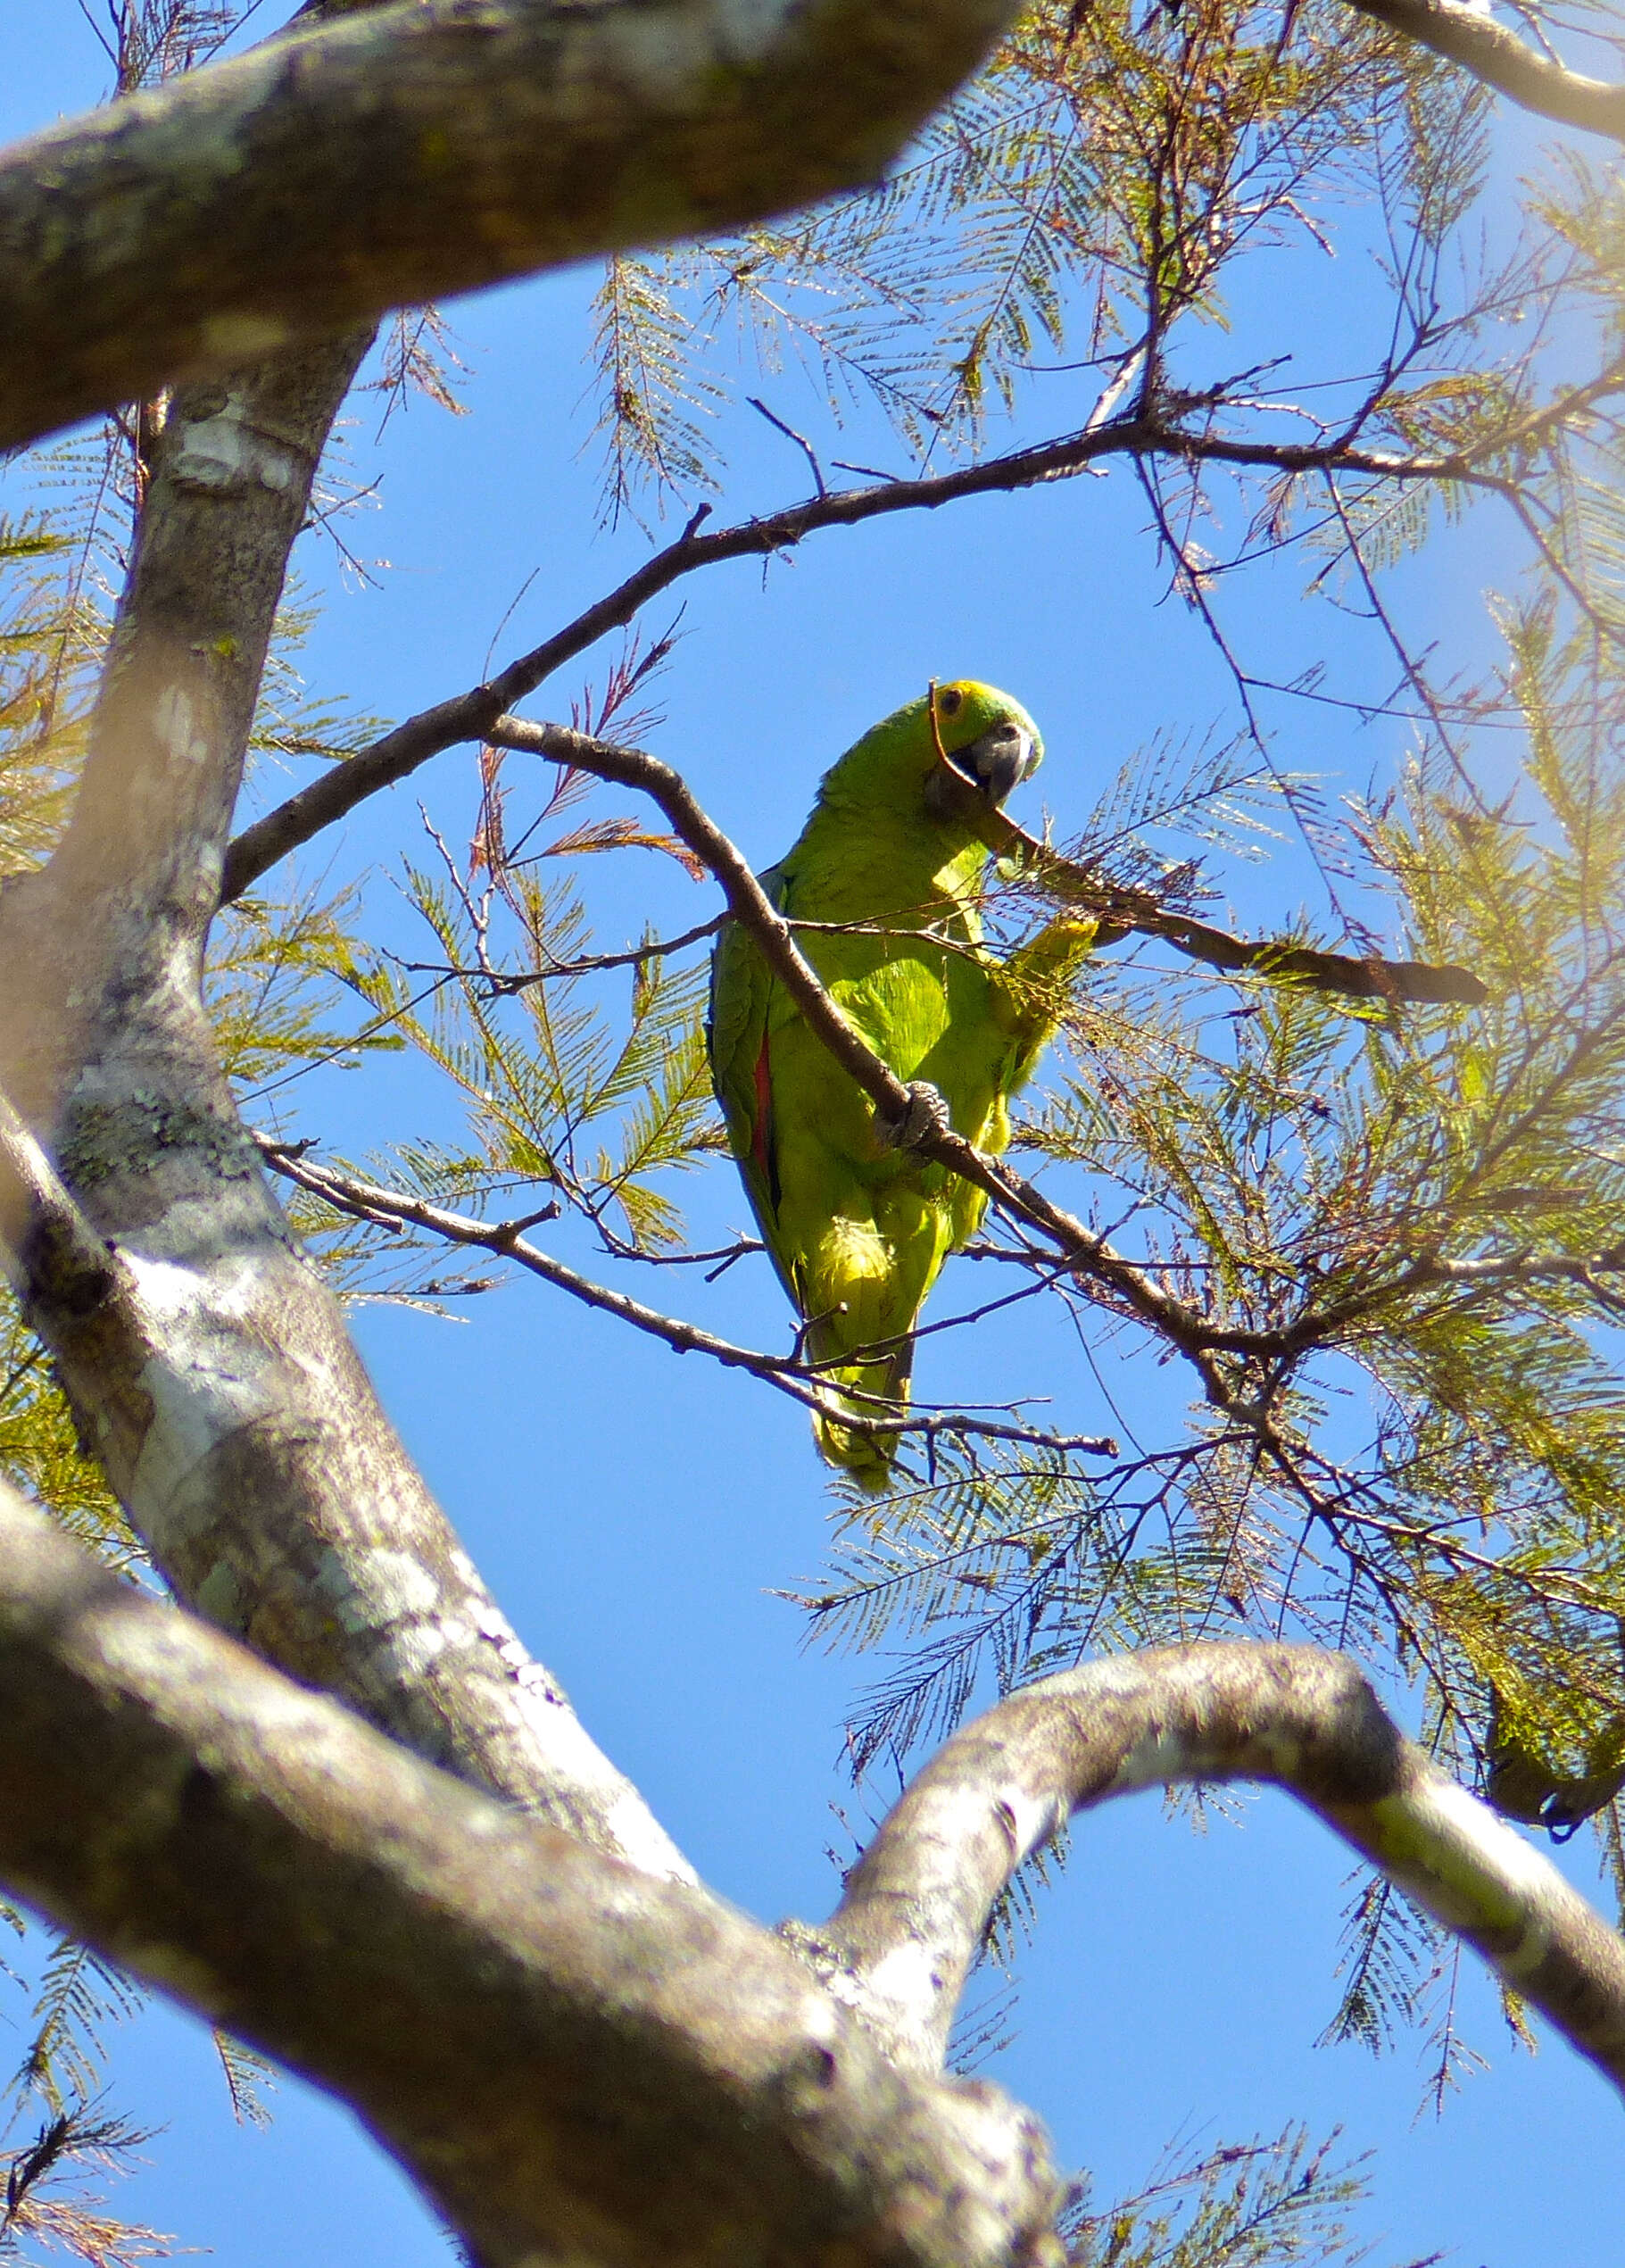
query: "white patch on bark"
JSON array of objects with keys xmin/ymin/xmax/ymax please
[
  {"xmin": 711, "ymin": 0, "xmax": 788, "ymax": 62},
  {"xmin": 374, "ymin": 1622, "xmax": 450, "ymax": 1680},
  {"xmin": 1111, "ymin": 1724, "xmax": 1201, "ymax": 1790},
  {"xmin": 170, "ymin": 391, "xmax": 299, "ymax": 493},
  {"xmin": 594, "ymin": 0, "xmax": 786, "ymax": 112},
  {"xmin": 125, "ymin": 1251, "xmax": 286, "ymax": 1529},
  {"xmin": 862, "ymin": 1936, "xmax": 944, "ymax": 2015},
  {"xmin": 1421, "ymin": 1776, "xmax": 1550, "ymax": 1890},
  {"xmin": 1409, "ymin": 1774, "xmax": 1557, "ymax": 1970},
  {"xmin": 994, "ymin": 1783, "xmax": 1065, "ymax": 1863},
  {"xmin": 504, "ymin": 1680, "xmax": 696, "ymax": 1880},
  {"xmin": 360, "ymin": 1547, "xmax": 445, "ymax": 1622},
  {"xmin": 153, "ymin": 681, "xmax": 211, "ymax": 768},
  {"xmin": 311, "ymin": 1546, "xmax": 382, "ymax": 1635},
  {"xmin": 601, "ymin": 1780, "xmax": 698, "ymax": 1882},
  {"xmin": 472, "ymin": 1598, "xmax": 523, "ymax": 1644}
]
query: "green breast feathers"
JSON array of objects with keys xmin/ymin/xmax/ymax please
[{"xmin": 708, "ymin": 682, "xmax": 1095, "ymax": 1489}]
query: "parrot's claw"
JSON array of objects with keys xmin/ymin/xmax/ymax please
[{"xmin": 880, "ymin": 1080, "xmax": 951, "ymax": 1152}]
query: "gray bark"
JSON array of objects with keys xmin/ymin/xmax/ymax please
[
  {"xmin": 0, "ymin": 0, "xmax": 1018, "ymax": 453},
  {"xmin": 817, "ymin": 1646, "xmax": 1625, "ymax": 2090},
  {"xmin": 1346, "ymin": 0, "xmax": 1625, "ymax": 137},
  {"xmin": 0, "ymin": 334, "xmax": 691, "ymax": 1879},
  {"xmin": 1, "ymin": 17, "xmax": 1622, "ymax": 2264},
  {"xmin": 4, "ymin": 0, "xmax": 1624, "ymax": 461},
  {"xmin": 0, "ymin": 1482, "xmax": 1063, "ymax": 2268},
  {"xmin": 2, "ymin": 1481, "xmax": 1621, "ymax": 2268}
]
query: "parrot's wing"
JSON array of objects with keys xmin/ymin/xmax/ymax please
[{"xmin": 708, "ymin": 863, "xmax": 800, "ymax": 1301}]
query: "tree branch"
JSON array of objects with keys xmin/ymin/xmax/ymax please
[
  {"xmin": 931, "ymin": 772, "xmax": 1488, "ymax": 1006},
  {"xmin": 0, "ymin": 0, "xmax": 1020, "ymax": 452},
  {"xmin": 220, "ymin": 416, "xmax": 1171, "ymax": 901},
  {"xmin": 0, "ymin": 331, "xmax": 694, "ymax": 1875},
  {"xmin": 1345, "ymin": 0, "xmax": 1625, "ymax": 141},
  {"xmin": 0, "ymin": 1084, "xmax": 694, "ymax": 1878},
  {"xmin": 479, "ymin": 717, "xmax": 1467, "ymax": 1417},
  {"xmin": 257, "ymin": 1136, "xmax": 1118, "ymax": 1458},
  {"xmin": 816, "ymin": 1642, "xmax": 1625, "ymax": 2088},
  {"xmin": 219, "ymin": 390, "xmax": 1596, "ymax": 909},
  {"xmin": 0, "ymin": 1480, "xmax": 1065, "ymax": 2268}
]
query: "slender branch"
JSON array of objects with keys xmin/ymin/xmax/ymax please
[
  {"xmin": 816, "ymin": 1642, "xmax": 1625, "ymax": 2087},
  {"xmin": 482, "ymin": 714, "xmax": 1500, "ymax": 1426},
  {"xmin": 0, "ymin": 1480, "xmax": 1064, "ymax": 2268},
  {"xmin": 385, "ymin": 917, "xmax": 726, "ymax": 993},
  {"xmin": 1213, "ymin": 1235, "xmax": 1625, "ymax": 1362},
  {"xmin": 933, "ymin": 777, "xmax": 1488, "ymax": 1006},
  {"xmin": 258, "ymin": 1138, "xmax": 1118, "ymax": 1458},
  {"xmin": 480, "ymin": 718, "xmax": 1236, "ymax": 1382},
  {"xmin": 218, "ymin": 395, "xmax": 1593, "ymax": 907},
  {"xmin": 221, "ymin": 412, "xmax": 1163, "ymax": 901}
]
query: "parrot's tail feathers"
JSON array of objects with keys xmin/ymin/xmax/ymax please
[
  {"xmin": 811, "ymin": 1406, "xmax": 897, "ymax": 1493},
  {"xmin": 809, "ymin": 1350, "xmax": 912, "ymax": 1493}
]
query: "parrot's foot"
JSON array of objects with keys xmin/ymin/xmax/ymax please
[{"xmin": 879, "ymin": 1079, "xmax": 951, "ymax": 1153}]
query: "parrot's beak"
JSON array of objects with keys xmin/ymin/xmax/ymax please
[{"xmin": 924, "ymin": 719, "xmax": 1036, "ymax": 818}]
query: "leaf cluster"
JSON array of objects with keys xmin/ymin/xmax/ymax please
[
  {"xmin": 588, "ymin": 0, "xmax": 1488, "ymax": 511},
  {"xmin": 1062, "ymin": 2123, "xmax": 1436, "ymax": 2268}
]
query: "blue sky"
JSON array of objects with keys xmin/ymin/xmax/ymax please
[{"xmin": 4, "ymin": 11, "xmax": 1623, "ymax": 2264}]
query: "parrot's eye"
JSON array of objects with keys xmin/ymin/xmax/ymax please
[{"xmin": 938, "ymin": 687, "xmax": 963, "ymax": 716}]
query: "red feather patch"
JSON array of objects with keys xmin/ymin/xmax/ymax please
[{"xmin": 752, "ymin": 1034, "xmax": 775, "ymax": 1201}]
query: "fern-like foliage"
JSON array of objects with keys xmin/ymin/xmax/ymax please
[
  {"xmin": 8, "ymin": 0, "xmax": 1625, "ymax": 2197},
  {"xmin": 584, "ymin": 0, "xmax": 1516, "ymax": 510},
  {"xmin": 329, "ymin": 837, "xmax": 716, "ymax": 1272},
  {"xmin": 792, "ymin": 607, "xmax": 1625, "ymax": 2071},
  {"xmin": 0, "ymin": 2102, "xmax": 176, "ymax": 2268},
  {"xmin": 12, "ymin": 1945, "xmax": 145, "ymax": 2117},
  {"xmin": 1061, "ymin": 2123, "xmax": 1438, "ymax": 2268}
]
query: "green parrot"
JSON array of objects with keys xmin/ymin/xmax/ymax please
[{"xmin": 708, "ymin": 680, "xmax": 1095, "ymax": 1487}]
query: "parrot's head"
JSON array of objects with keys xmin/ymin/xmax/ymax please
[
  {"xmin": 919, "ymin": 680, "xmax": 1043, "ymax": 818},
  {"xmin": 819, "ymin": 681, "xmax": 1044, "ymax": 833}
]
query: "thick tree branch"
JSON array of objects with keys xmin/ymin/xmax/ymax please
[
  {"xmin": 0, "ymin": 332, "xmax": 692, "ymax": 1874},
  {"xmin": 0, "ymin": 1085, "xmax": 693, "ymax": 1878},
  {"xmin": 1347, "ymin": 0, "xmax": 1625, "ymax": 140},
  {"xmin": 0, "ymin": 1481, "xmax": 1064, "ymax": 2268},
  {"xmin": 0, "ymin": 0, "xmax": 1019, "ymax": 453},
  {"xmin": 816, "ymin": 1643, "xmax": 1625, "ymax": 2088}
]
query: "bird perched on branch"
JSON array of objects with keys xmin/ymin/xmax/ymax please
[{"xmin": 708, "ymin": 680, "xmax": 1094, "ymax": 1488}]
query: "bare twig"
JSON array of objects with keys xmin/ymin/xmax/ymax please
[
  {"xmin": 748, "ymin": 396, "xmax": 828, "ymax": 497},
  {"xmin": 218, "ymin": 395, "xmax": 1604, "ymax": 906},
  {"xmin": 257, "ymin": 1138, "xmax": 1119, "ymax": 1459}
]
